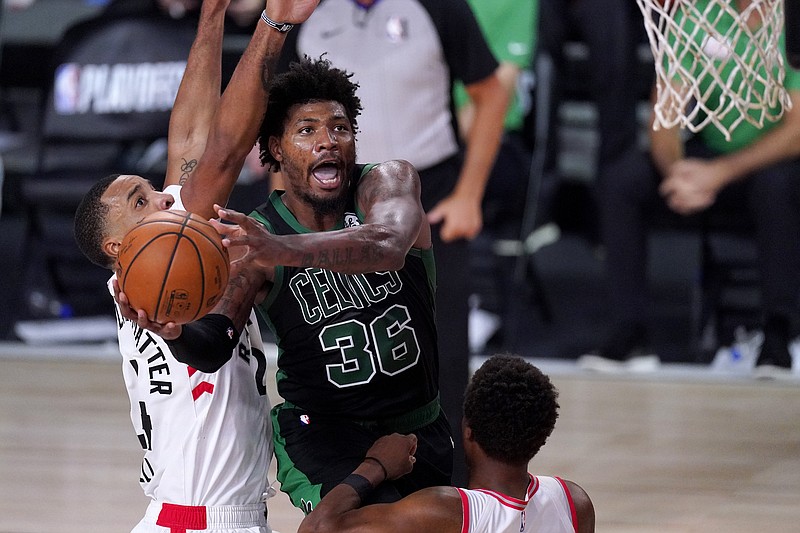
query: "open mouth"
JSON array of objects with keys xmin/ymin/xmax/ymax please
[{"xmin": 311, "ymin": 161, "xmax": 341, "ymax": 189}]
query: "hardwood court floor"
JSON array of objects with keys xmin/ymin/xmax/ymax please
[{"xmin": 0, "ymin": 351, "xmax": 798, "ymax": 533}]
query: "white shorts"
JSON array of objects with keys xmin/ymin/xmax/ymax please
[{"xmin": 131, "ymin": 501, "xmax": 271, "ymax": 533}]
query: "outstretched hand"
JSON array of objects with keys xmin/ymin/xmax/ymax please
[
  {"xmin": 211, "ymin": 204, "xmax": 281, "ymax": 270},
  {"xmin": 111, "ymin": 278, "xmax": 183, "ymax": 339},
  {"xmin": 365, "ymin": 433, "xmax": 418, "ymax": 481}
]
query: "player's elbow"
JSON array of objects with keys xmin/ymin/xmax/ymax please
[
  {"xmin": 369, "ymin": 225, "xmax": 409, "ymax": 271},
  {"xmin": 381, "ymin": 248, "xmax": 407, "ymax": 272}
]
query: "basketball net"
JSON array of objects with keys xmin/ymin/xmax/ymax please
[{"xmin": 636, "ymin": 0, "xmax": 791, "ymax": 140}]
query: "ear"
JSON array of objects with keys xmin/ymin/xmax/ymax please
[
  {"xmin": 462, "ymin": 424, "xmax": 478, "ymax": 467},
  {"xmin": 268, "ymin": 136, "xmax": 283, "ymax": 163},
  {"xmin": 463, "ymin": 421, "xmax": 474, "ymax": 443},
  {"xmin": 103, "ymin": 238, "xmax": 121, "ymax": 263}
]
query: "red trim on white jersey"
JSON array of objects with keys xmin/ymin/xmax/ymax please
[
  {"xmin": 458, "ymin": 474, "xmax": 575, "ymax": 533},
  {"xmin": 472, "ymin": 474, "xmax": 538, "ymax": 511},
  {"xmin": 555, "ymin": 476, "xmax": 579, "ymax": 533},
  {"xmin": 459, "ymin": 488, "xmax": 470, "ymax": 533}
]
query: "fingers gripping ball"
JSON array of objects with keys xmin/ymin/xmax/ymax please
[{"xmin": 117, "ymin": 210, "xmax": 229, "ymax": 324}]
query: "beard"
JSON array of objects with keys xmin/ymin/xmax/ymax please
[
  {"xmin": 299, "ymin": 186, "xmax": 350, "ymax": 217},
  {"xmin": 284, "ymin": 168, "xmax": 352, "ymax": 218},
  {"xmin": 281, "ymin": 149, "xmax": 356, "ymax": 219}
]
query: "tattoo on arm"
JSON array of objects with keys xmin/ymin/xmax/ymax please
[
  {"xmin": 302, "ymin": 245, "xmax": 384, "ymax": 270},
  {"xmin": 358, "ymin": 178, "xmax": 386, "ymax": 208},
  {"xmin": 214, "ymin": 272, "xmax": 260, "ymax": 329},
  {"xmin": 178, "ymin": 158, "xmax": 198, "ymax": 185},
  {"xmin": 359, "ymin": 246, "xmax": 384, "ymax": 265}
]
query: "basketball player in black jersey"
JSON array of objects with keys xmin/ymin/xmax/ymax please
[{"xmin": 202, "ymin": 56, "xmax": 454, "ymax": 514}]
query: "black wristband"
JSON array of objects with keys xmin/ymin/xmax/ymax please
[
  {"xmin": 363, "ymin": 456, "xmax": 389, "ymax": 482},
  {"xmin": 164, "ymin": 313, "xmax": 239, "ymax": 373},
  {"xmin": 340, "ymin": 474, "xmax": 374, "ymax": 503}
]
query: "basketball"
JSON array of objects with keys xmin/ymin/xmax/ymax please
[{"xmin": 117, "ymin": 210, "xmax": 229, "ymax": 324}]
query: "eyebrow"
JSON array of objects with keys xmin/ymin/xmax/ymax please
[
  {"xmin": 296, "ymin": 110, "xmax": 349, "ymax": 125},
  {"xmin": 127, "ymin": 183, "xmax": 143, "ymax": 203},
  {"xmin": 296, "ymin": 116, "xmax": 322, "ymax": 125}
]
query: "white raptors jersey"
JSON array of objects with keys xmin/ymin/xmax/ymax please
[
  {"xmin": 457, "ymin": 475, "xmax": 577, "ymax": 533},
  {"xmin": 111, "ymin": 185, "xmax": 273, "ymax": 506}
]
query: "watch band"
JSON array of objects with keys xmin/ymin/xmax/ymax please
[{"xmin": 261, "ymin": 10, "xmax": 294, "ymax": 33}]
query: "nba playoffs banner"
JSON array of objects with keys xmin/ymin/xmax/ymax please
[{"xmin": 45, "ymin": 17, "xmax": 195, "ymax": 140}]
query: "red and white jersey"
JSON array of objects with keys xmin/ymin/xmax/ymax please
[
  {"xmin": 457, "ymin": 475, "xmax": 578, "ymax": 533},
  {"xmin": 111, "ymin": 185, "xmax": 273, "ymax": 506}
]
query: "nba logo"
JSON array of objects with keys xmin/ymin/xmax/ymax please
[
  {"xmin": 54, "ymin": 63, "xmax": 81, "ymax": 115},
  {"xmin": 300, "ymin": 414, "xmax": 311, "ymax": 425},
  {"xmin": 385, "ymin": 16, "xmax": 408, "ymax": 43}
]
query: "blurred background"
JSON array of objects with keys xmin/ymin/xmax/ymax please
[
  {"xmin": 1, "ymin": 0, "xmax": 271, "ymax": 340},
  {"xmin": 0, "ymin": 0, "xmax": 767, "ymax": 367},
  {"xmin": 2, "ymin": 5, "xmax": 798, "ymax": 532}
]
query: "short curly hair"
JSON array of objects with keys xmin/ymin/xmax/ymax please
[
  {"xmin": 464, "ymin": 354, "xmax": 560, "ymax": 465},
  {"xmin": 73, "ymin": 173, "xmax": 121, "ymax": 269},
  {"xmin": 258, "ymin": 55, "xmax": 362, "ymax": 172}
]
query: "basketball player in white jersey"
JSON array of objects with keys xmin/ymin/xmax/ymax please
[
  {"xmin": 298, "ymin": 355, "xmax": 595, "ymax": 533},
  {"xmin": 73, "ymin": 0, "xmax": 321, "ymax": 531}
]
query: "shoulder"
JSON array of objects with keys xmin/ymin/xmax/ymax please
[
  {"xmin": 394, "ymin": 486, "xmax": 463, "ymax": 529},
  {"xmin": 421, "ymin": 485, "xmax": 463, "ymax": 501},
  {"xmin": 365, "ymin": 160, "xmax": 419, "ymax": 179},
  {"xmin": 356, "ymin": 161, "xmax": 423, "ymax": 211},
  {"xmin": 561, "ymin": 479, "xmax": 595, "ymax": 533},
  {"xmin": 357, "ymin": 160, "xmax": 420, "ymax": 191}
]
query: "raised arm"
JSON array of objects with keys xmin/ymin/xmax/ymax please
[
  {"xmin": 163, "ymin": 0, "xmax": 229, "ymax": 189},
  {"xmin": 180, "ymin": 0, "xmax": 320, "ymax": 219},
  {"xmin": 214, "ymin": 160, "xmax": 432, "ymax": 275}
]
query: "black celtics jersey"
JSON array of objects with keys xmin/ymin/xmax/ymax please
[{"xmin": 250, "ymin": 165, "xmax": 440, "ymax": 419}]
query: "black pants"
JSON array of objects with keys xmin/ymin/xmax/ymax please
[
  {"xmin": 598, "ymin": 139, "xmax": 800, "ymax": 330},
  {"xmin": 271, "ymin": 403, "xmax": 453, "ymax": 514},
  {"xmin": 418, "ymin": 155, "xmax": 471, "ymax": 487}
]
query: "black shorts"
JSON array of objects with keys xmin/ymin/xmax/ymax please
[{"xmin": 270, "ymin": 401, "xmax": 454, "ymax": 514}]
